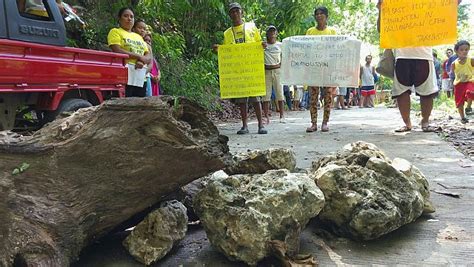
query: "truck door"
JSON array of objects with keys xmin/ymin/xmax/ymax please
[
  {"xmin": 0, "ymin": 0, "xmax": 6, "ymax": 38},
  {"xmin": 4, "ymin": 0, "xmax": 66, "ymax": 46}
]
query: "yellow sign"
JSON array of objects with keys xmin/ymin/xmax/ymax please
[
  {"xmin": 380, "ymin": 0, "xmax": 457, "ymax": 48},
  {"xmin": 218, "ymin": 42, "xmax": 265, "ymax": 99}
]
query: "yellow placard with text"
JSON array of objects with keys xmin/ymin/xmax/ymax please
[
  {"xmin": 218, "ymin": 42, "xmax": 265, "ymax": 99},
  {"xmin": 380, "ymin": 0, "xmax": 458, "ymax": 48}
]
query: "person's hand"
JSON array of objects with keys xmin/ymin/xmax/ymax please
[
  {"xmin": 262, "ymin": 42, "xmax": 268, "ymax": 49},
  {"xmin": 135, "ymin": 61, "xmax": 145, "ymax": 69},
  {"xmin": 212, "ymin": 44, "xmax": 219, "ymax": 52}
]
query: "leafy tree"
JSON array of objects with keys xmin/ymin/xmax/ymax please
[{"xmin": 64, "ymin": 0, "xmax": 471, "ymax": 110}]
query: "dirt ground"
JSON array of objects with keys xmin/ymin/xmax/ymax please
[{"xmin": 73, "ymin": 106, "xmax": 474, "ymax": 266}]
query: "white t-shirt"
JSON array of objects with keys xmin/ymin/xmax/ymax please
[
  {"xmin": 394, "ymin": 47, "xmax": 432, "ymax": 61},
  {"xmin": 264, "ymin": 42, "xmax": 282, "ymax": 65}
]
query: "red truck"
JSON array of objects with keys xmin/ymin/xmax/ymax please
[{"xmin": 0, "ymin": 0, "xmax": 127, "ymax": 131}]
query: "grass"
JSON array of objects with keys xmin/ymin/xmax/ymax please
[{"xmin": 411, "ymin": 92, "xmax": 457, "ymax": 112}]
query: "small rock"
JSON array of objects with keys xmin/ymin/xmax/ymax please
[
  {"xmin": 226, "ymin": 148, "xmax": 297, "ymax": 175},
  {"xmin": 123, "ymin": 200, "xmax": 188, "ymax": 265}
]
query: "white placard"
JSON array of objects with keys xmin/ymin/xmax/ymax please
[
  {"xmin": 281, "ymin": 35, "xmax": 361, "ymax": 87},
  {"xmin": 127, "ymin": 64, "xmax": 147, "ymax": 87}
]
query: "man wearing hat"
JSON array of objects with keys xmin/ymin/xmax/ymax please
[
  {"xmin": 214, "ymin": 2, "xmax": 267, "ymax": 135},
  {"xmin": 262, "ymin": 25, "xmax": 285, "ymax": 124}
]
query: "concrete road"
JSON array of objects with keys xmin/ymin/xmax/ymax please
[{"xmin": 74, "ymin": 107, "xmax": 474, "ymax": 266}]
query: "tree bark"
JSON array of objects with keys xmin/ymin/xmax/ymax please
[{"xmin": 0, "ymin": 97, "xmax": 231, "ymax": 266}]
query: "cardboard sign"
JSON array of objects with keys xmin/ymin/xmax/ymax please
[
  {"xmin": 380, "ymin": 0, "xmax": 458, "ymax": 48},
  {"xmin": 281, "ymin": 35, "xmax": 361, "ymax": 87},
  {"xmin": 218, "ymin": 42, "xmax": 265, "ymax": 99}
]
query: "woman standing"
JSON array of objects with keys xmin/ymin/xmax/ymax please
[
  {"xmin": 143, "ymin": 33, "xmax": 161, "ymax": 96},
  {"xmin": 305, "ymin": 6, "xmax": 337, "ymax": 133},
  {"xmin": 107, "ymin": 8, "xmax": 150, "ymax": 97}
]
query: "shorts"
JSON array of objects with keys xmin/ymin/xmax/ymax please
[
  {"xmin": 233, "ymin": 97, "xmax": 261, "ymax": 104},
  {"xmin": 454, "ymin": 82, "xmax": 474, "ymax": 107},
  {"xmin": 360, "ymin": 85, "xmax": 376, "ymax": 96},
  {"xmin": 264, "ymin": 68, "xmax": 284, "ymax": 101},
  {"xmin": 393, "ymin": 59, "xmax": 438, "ymax": 98},
  {"xmin": 337, "ymin": 87, "xmax": 347, "ymax": 96},
  {"xmin": 441, "ymin": 78, "xmax": 454, "ymax": 92},
  {"xmin": 126, "ymin": 83, "xmax": 146, "ymax": 97}
]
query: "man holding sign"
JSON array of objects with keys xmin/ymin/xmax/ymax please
[
  {"xmin": 376, "ymin": 0, "xmax": 461, "ymax": 132},
  {"xmin": 213, "ymin": 2, "xmax": 267, "ymax": 135},
  {"xmin": 305, "ymin": 6, "xmax": 337, "ymax": 133}
]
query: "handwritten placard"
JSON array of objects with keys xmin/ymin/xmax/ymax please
[
  {"xmin": 218, "ymin": 42, "xmax": 265, "ymax": 99},
  {"xmin": 281, "ymin": 35, "xmax": 361, "ymax": 87},
  {"xmin": 380, "ymin": 0, "xmax": 458, "ymax": 48}
]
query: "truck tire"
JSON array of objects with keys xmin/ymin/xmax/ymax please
[{"xmin": 43, "ymin": 98, "xmax": 92, "ymax": 123}]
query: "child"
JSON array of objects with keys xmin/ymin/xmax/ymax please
[{"xmin": 451, "ymin": 40, "xmax": 474, "ymax": 124}]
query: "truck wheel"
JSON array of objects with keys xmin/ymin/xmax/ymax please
[{"xmin": 43, "ymin": 98, "xmax": 93, "ymax": 123}]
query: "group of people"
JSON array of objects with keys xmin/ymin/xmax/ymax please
[
  {"xmin": 105, "ymin": 2, "xmax": 472, "ymax": 134},
  {"xmin": 107, "ymin": 8, "xmax": 161, "ymax": 97},
  {"xmin": 215, "ymin": 1, "xmax": 472, "ymax": 135},
  {"xmin": 214, "ymin": 3, "xmax": 385, "ymax": 135}
]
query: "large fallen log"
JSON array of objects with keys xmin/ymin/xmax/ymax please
[{"xmin": 0, "ymin": 97, "xmax": 231, "ymax": 266}]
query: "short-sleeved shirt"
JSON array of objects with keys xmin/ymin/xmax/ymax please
[
  {"xmin": 223, "ymin": 22, "xmax": 262, "ymax": 44},
  {"xmin": 453, "ymin": 59, "xmax": 474, "ymax": 85},
  {"xmin": 264, "ymin": 42, "xmax": 282, "ymax": 65},
  {"xmin": 306, "ymin": 26, "xmax": 337, "ymax": 36},
  {"xmin": 107, "ymin": 27, "xmax": 149, "ymax": 65}
]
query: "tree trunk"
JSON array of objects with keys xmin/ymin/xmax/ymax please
[{"xmin": 0, "ymin": 97, "xmax": 231, "ymax": 266}]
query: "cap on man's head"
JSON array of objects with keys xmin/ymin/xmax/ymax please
[
  {"xmin": 228, "ymin": 2, "xmax": 242, "ymax": 12},
  {"xmin": 266, "ymin": 25, "xmax": 277, "ymax": 31}
]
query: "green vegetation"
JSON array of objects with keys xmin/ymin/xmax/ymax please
[{"xmin": 65, "ymin": 0, "xmax": 471, "ymax": 111}]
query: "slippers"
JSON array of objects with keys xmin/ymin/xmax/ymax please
[
  {"xmin": 394, "ymin": 126, "xmax": 412, "ymax": 133},
  {"xmin": 237, "ymin": 127, "xmax": 249, "ymax": 135},
  {"xmin": 321, "ymin": 123, "xmax": 329, "ymax": 132},
  {"xmin": 421, "ymin": 125, "xmax": 439, "ymax": 132},
  {"xmin": 306, "ymin": 125, "xmax": 317, "ymax": 133}
]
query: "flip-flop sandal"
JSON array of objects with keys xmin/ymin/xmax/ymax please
[
  {"xmin": 321, "ymin": 124, "xmax": 329, "ymax": 132},
  {"xmin": 421, "ymin": 126, "xmax": 439, "ymax": 132},
  {"xmin": 237, "ymin": 127, "xmax": 249, "ymax": 135},
  {"xmin": 394, "ymin": 126, "xmax": 412, "ymax": 133},
  {"xmin": 306, "ymin": 126, "xmax": 317, "ymax": 133},
  {"xmin": 257, "ymin": 127, "xmax": 268, "ymax": 134}
]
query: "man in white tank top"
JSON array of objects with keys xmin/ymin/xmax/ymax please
[{"xmin": 360, "ymin": 55, "xmax": 376, "ymax": 108}]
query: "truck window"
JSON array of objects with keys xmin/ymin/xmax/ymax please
[{"xmin": 16, "ymin": 0, "xmax": 52, "ymax": 21}]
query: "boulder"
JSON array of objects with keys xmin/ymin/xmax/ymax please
[
  {"xmin": 226, "ymin": 148, "xmax": 297, "ymax": 175},
  {"xmin": 123, "ymin": 200, "xmax": 188, "ymax": 265},
  {"xmin": 194, "ymin": 169, "xmax": 325, "ymax": 265},
  {"xmin": 178, "ymin": 170, "xmax": 228, "ymax": 221},
  {"xmin": 310, "ymin": 141, "xmax": 434, "ymax": 240}
]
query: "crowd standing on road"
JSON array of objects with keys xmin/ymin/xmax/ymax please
[{"xmin": 107, "ymin": 1, "xmax": 472, "ymax": 134}]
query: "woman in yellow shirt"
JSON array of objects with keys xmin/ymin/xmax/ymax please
[
  {"xmin": 108, "ymin": 7, "xmax": 151, "ymax": 97},
  {"xmin": 452, "ymin": 40, "xmax": 474, "ymax": 124},
  {"xmin": 305, "ymin": 6, "xmax": 336, "ymax": 133}
]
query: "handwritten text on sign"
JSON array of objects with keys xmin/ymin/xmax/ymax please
[
  {"xmin": 281, "ymin": 35, "xmax": 361, "ymax": 87},
  {"xmin": 218, "ymin": 42, "xmax": 265, "ymax": 99},
  {"xmin": 380, "ymin": 0, "xmax": 457, "ymax": 48}
]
